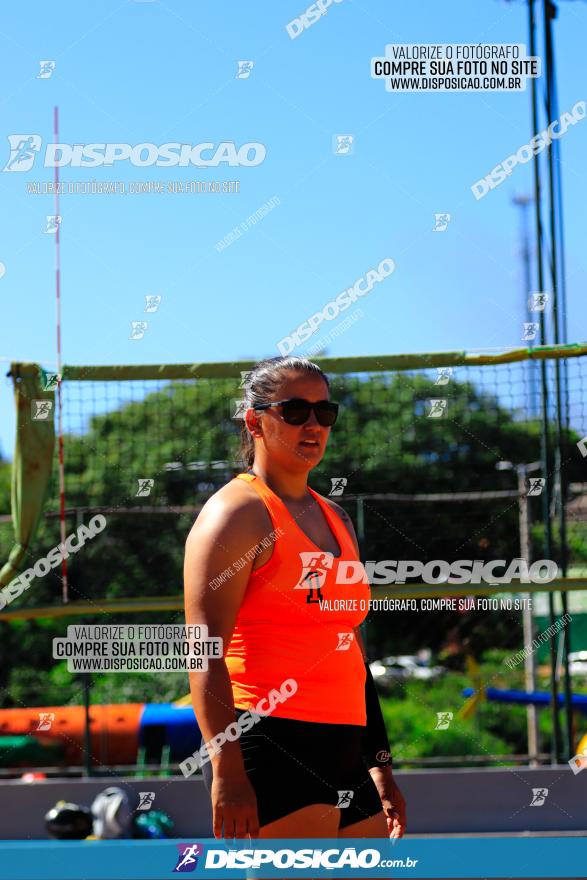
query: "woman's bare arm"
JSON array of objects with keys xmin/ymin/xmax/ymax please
[
  {"xmin": 184, "ymin": 485, "xmax": 263, "ymax": 766},
  {"xmin": 183, "ymin": 484, "xmax": 268, "ymax": 837}
]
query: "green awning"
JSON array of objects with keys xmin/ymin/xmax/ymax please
[{"xmin": 0, "ymin": 364, "xmax": 55, "ymax": 588}]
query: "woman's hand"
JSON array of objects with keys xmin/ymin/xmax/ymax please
[
  {"xmin": 211, "ymin": 769, "xmax": 260, "ymax": 840},
  {"xmin": 368, "ymin": 766, "xmax": 407, "ymax": 838}
]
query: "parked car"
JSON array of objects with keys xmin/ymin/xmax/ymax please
[
  {"xmin": 569, "ymin": 651, "xmax": 587, "ymax": 677},
  {"xmin": 370, "ymin": 653, "xmax": 445, "ymax": 690}
]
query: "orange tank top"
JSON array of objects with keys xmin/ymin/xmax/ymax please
[{"xmin": 224, "ymin": 472, "xmax": 371, "ymax": 725}]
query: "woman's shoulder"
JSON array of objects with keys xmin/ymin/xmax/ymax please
[
  {"xmin": 313, "ymin": 491, "xmax": 359, "ymax": 553},
  {"xmin": 194, "ymin": 475, "xmax": 268, "ymax": 531},
  {"xmin": 313, "ymin": 490, "xmax": 350, "ymax": 524}
]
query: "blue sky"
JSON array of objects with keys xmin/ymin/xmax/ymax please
[{"xmin": 1, "ymin": 0, "xmax": 586, "ymax": 460}]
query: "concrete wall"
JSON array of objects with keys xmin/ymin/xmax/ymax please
[{"xmin": 0, "ymin": 767, "xmax": 585, "ymax": 839}]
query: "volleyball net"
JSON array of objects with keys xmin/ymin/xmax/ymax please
[
  {"xmin": 2, "ymin": 342, "xmax": 587, "ymax": 769},
  {"xmin": 2, "ymin": 343, "xmax": 587, "ymax": 608}
]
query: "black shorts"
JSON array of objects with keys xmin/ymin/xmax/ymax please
[{"xmin": 200, "ymin": 709, "xmax": 383, "ymax": 830}]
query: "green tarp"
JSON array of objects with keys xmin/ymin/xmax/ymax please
[{"xmin": 0, "ymin": 363, "xmax": 55, "ymax": 588}]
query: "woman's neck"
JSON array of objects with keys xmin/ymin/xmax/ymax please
[{"xmin": 249, "ymin": 462, "xmax": 309, "ymax": 502}]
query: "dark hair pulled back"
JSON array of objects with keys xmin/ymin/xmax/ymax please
[{"xmin": 237, "ymin": 356, "xmax": 330, "ymax": 468}]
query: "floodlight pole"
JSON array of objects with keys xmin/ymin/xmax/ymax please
[
  {"xmin": 528, "ymin": 0, "xmax": 561, "ymax": 764},
  {"xmin": 542, "ymin": 0, "xmax": 574, "ymax": 764}
]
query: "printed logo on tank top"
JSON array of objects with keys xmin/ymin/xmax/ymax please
[{"xmin": 293, "ymin": 551, "xmax": 334, "ymax": 604}]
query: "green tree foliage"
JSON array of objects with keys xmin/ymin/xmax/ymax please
[
  {"xmin": 0, "ymin": 458, "xmax": 11, "ymax": 514},
  {"xmin": 0, "ymin": 369, "xmax": 582, "ymax": 764}
]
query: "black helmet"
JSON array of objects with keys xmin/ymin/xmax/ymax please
[{"xmin": 45, "ymin": 800, "xmax": 94, "ymax": 839}]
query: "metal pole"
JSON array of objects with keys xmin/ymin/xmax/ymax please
[
  {"xmin": 53, "ymin": 105, "xmax": 68, "ymax": 604},
  {"xmin": 356, "ymin": 496, "xmax": 365, "ymax": 559},
  {"xmin": 528, "ymin": 0, "xmax": 561, "ymax": 763},
  {"xmin": 517, "ymin": 466, "xmax": 540, "ymax": 766},
  {"xmin": 542, "ymin": 0, "xmax": 573, "ymax": 762},
  {"xmin": 356, "ymin": 497, "xmax": 369, "ymax": 655},
  {"xmin": 76, "ymin": 507, "xmax": 92, "ymax": 777},
  {"xmin": 512, "ymin": 194, "xmax": 539, "ymax": 419}
]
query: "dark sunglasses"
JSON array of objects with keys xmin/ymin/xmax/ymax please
[{"xmin": 253, "ymin": 397, "xmax": 339, "ymax": 427}]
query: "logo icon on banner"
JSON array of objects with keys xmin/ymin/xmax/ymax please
[
  {"xmin": 294, "ymin": 551, "xmax": 334, "ymax": 604},
  {"xmin": 173, "ymin": 843, "xmax": 203, "ymax": 873},
  {"xmin": 527, "ymin": 478, "xmax": 545, "ymax": 496},
  {"xmin": 435, "ymin": 367, "xmax": 453, "ymax": 385},
  {"xmin": 333, "ymin": 135, "xmax": 354, "ymax": 155},
  {"xmin": 37, "ymin": 61, "xmax": 56, "ymax": 79},
  {"xmin": 32, "ymin": 400, "xmax": 53, "ymax": 420},
  {"xmin": 236, "ymin": 61, "xmax": 254, "ymax": 79},
  {"xmin": 428, "ymin": 399, "xmax": 447, "ymax": 418},
  {"xmin": 432, "ymin": 213, "xmax": 451, "ymax": 232},
  {"xmin": 336, "ymin": 790, "xmax": 354, "ymax": 808},
  {"xmin": 523, "ymin": 322, "xmax": 539, "ymax": 341},
  {"xmin": 136, "ymin": 479, "xmax": 154, "ymax": 497},
  {"xmin": 144, "ymin": 295, "xmax": 161, "ymax": 312},
  {"xmin": 529, "ymin": 292, "xmax": 549, "ymax": 312},
  {"xmin": 41, "ymin": 372, "xmax": 61, "ymax": 390},
  {"xmin": 568, "ymin": 750, "xmax": 587, "ymax": 775},
  {"xmin": 329, "ymin": 477, "xmax": 347, "ymax": 496},
  {"xmin": 36, "ymin": 712, "xmax": 55, "ymax": 731},
  {"xmin": 529, "ymin": 787, "xmax": 549, "ymax": 806},
  {"xmin": 435, "ymin": 711, "xmax": 453, "ymax": 730},
  {"xmin": 137, "ymin": 792, "xmax": 156, "ymax": 810},
  {"xmin": 232, "ymin": 400, "xmax": 247, "ymax": 419},
  {"xmin": 130, "ymin": 321, "xmax": 148, "ymax": 340},
  {"xmin": 44, "ymin": 215, "xmax": 61, "ymax": 234},
  {"xmin": 3, "ymin": 135, "xmax": 42, "ymax": 172},
  {"xmin": 336, "ymin": 632, "xmax": 354, "ymax": 651}
]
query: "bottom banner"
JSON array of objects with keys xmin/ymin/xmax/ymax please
[{"xmin": 0, "ymin": 837, "xmax": 585, "ymax": 879}]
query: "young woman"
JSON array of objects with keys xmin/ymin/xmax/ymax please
[{"xmin": 184, "ymin": 355, "xmax": 406, "ymax": 840}]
